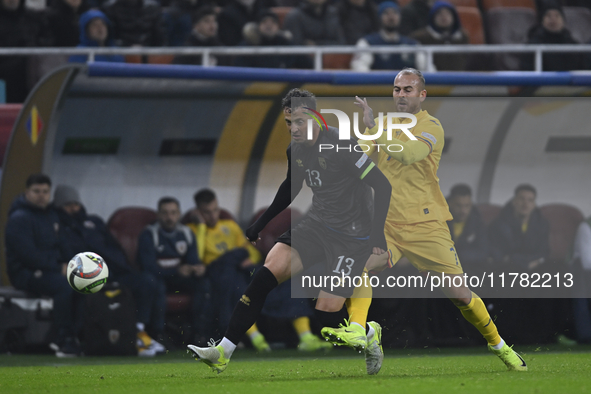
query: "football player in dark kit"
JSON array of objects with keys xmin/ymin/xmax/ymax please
[{"xmin": 188, "ymin": 89, "xmax": 391, "ymax": 375}]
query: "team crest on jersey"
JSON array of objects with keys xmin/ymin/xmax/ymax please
[
  {"xmin": 222, "ymin": 226, "xmax": 230, "ymax": 235},
  {"xmin": 296, "ymin": 159, "xmax": 303, "ymax": 167},
  {"xmin": 83, "ymin": 220, "xmax": 96, "ymax": 229},
  {"xmin": 318, "ymin": 157, "xmax": 327, "ymax": 169},
  {"xmin": 175, "ymin": 240, "xmax": 187, "ymax": 255}
]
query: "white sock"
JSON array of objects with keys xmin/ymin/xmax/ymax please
[
  {"xmin": 491, "ymin": 338, "xmax": 505, "ymax": 350},
  {"xmin": 219, "ymin": 337, "xmax": 237, "ymax": 358},
  {"xmin": 136, "ymin": 322, "xmax": 145, "ymax": 332},
  {"xmin": 367, "ymin": 324, "xmax": 375, "ymax": 340}
]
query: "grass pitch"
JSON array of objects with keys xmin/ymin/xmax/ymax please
[{"xmin": 1, "ymin": 345, "xmax": 590, "ymax": 394}]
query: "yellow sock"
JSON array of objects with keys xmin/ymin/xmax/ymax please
[
  {"xmin": 246, "ymin": 323, "xmax": 259, "ymax": 338},
  {"xmin": 345, "ymin": 269, "xmax": 372, "ymax": 328},
  {"xmin": 293, "ymin": 316, "xmax": 311, "ymax": 336},
  {"xmin": 457, "ymin": 292, "xmax": 501, "ymax": 346}
]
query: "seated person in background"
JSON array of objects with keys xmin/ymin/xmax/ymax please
[
  {"xmin": 189, "ymin": 189, "xmax": 330, "ymax": 351},
  {"xmin": 520, "ymin": 2, "xmax": 583, "ymax": 71},
  {"xmin": 283, "ymin": 0, "xmax": 345, "ymax": 46},
  {"xmin": 337, "ymin": 0, "xmax": 379, "ymax": 45},
  {"xmin": 173, "ymin": 6, "xmax": 226, "ymax": 66},
  {"xmin": 351, "ymin": 2, "xmax": 422, "ymax": 72},
  {"xmin": 161, "ymin": 0, "xmax": 201, "ymax": 47},
  {"xmin": 571, "ymin": 215, "xmax": 591, "ymax": 344},
  {"xmin": 102, "ymin": 0, "xmax": 166, "ymax": 47},
  {"xmin": 5, "ymin": 174, "xmax": 81, "ymax": 357},
  {"xmin": 54, "ymin": 185, "xmax": 165, "ymax": 356},
  {"xmin": 217, "ymin": 0, "xmax": 272, "ymax": 46},
  {"xmin": 47, "ymin": 0, "xmax": 90, "ymax": 47},
  {"xmin": 489, "ymin": 184, "xmax": 550, "ymax": 271},
  {"xmin": 400, "ymin": 0, "xmax": 435, "ymax": 36},
  {"xmin": 235, "ymin": 9, "xmax": 312, "ymax": 69},
  {"xmin": 446, "ymin": 184, "xmax": 489, "ymax": 271},
  {"xmin": 136, "ymin": 197, "xmax": 207, "ymax": 346},
  {"xmin": 410, "ymin": 1, "xmax": 469, "ymax": 71},
  {"xmin": 68, "ymin": 9, "xmax": 125, "ymax": 63}
]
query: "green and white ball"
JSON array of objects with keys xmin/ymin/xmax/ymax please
[{"xmin": 66, "ymin": 252, "xmax": 109, "ymax": 294}]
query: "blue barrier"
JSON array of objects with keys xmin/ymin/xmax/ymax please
[{"xmin": 88, "ymin": 62, "xmax": 591, "ymax": 86}]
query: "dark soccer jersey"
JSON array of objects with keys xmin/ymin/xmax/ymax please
[{"xmin": 288, "ymin": 126, "xmax": 375, "ymax": 238}]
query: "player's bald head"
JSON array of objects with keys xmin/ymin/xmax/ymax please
[{"xmin": 395, "ymin": 68, "xmax": 426, "ymax": 92}]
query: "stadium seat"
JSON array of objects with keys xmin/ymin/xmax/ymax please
[
  {"xmin": 447, "ymin": 0, "xmax": 478, "ymax": 7},
  {"xmin": 0, "ymin": 104, "xmax": 21, "ymax": 166},
  {"xmin": 148, "ymin": 55, "xmax": 175, "ymax": 65},
  {"xmin": 397, "ymin": 0, "xmax": 412, "ymax": 6},
  {"xmin": 249, "ymin": 207, "xmax": 302, "ymax": 256},
  {"xmin": 485, "ymin": 7, "xmax": 537, "ymax": 69},
  {"xmin": 481, "ymin": 0, "xmax": 536, "ymax": 10},
  {"xmin": 270, "ymin": 7, "xmax": 292, "ymax": 28},
  {"xmin": 323, "ymin": 54, "xmax": 353, "ymax": 70},
  {"xmin": 540, "ymin": 204, "xmax": 584, "ymax": 263},
  {"xmin": 476, "ymin": 203, "xmax": 502, "ymax": 226},
  {"xmin": 107, "ymin": 207, "xmax": 157, "ymax": 267},
  {"xmin": 563, "ymin": 7, "xmax": 591, "ymax": 44},
  {"xmin": 456, "ymin": 6, "xmax": 485, "ymax": 44},
  {"xmin": 124, "ymin": 55, "xmax": 142, "ymax": 64}
]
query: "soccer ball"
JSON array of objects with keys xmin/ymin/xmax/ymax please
[{"xmin": 66, "ymin": 252, "xmax": 109, "ymax": 294}]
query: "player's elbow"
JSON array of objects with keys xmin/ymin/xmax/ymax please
[{"xmin": 398, "ymin": 152, "xmax": 416, "ymax": 166}]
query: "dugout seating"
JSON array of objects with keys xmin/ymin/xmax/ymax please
[
  {"xmin": 540, "ymin": 204, "xmax": 584, "ymax": 263},
  {"xmin": 564, "ymin": 6, "xmax": 591, "ymax": 44},
  {"xmin": 180, "ymin": 208, "xmax": 235, "ymax": 225},
  {"xmin": 107, "ymin": 207, "xmax": 157, "ymax": 268},
  {"xmin": 475, "ymin": 203, "xmax": 502, "ymax": 225},
  {"xmin": 249, "ymin": 207, "xmax": 302, "ymax": 257}
]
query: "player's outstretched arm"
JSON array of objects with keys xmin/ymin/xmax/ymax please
[
  {"xmin": 245, "ymin": 176, "xmax": 301, "ymax": 243},
  {"xmin": 360, "ymin": 166, "xmax": 392, "ymax": 254}
]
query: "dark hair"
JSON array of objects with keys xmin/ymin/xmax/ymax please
[
  {"xmin": 257, "ymin": 8, "xmax": 279, "ymax": 24},
  {"xmin": 158, "ymin": 196, "xmax": 180, "ymax": 211},
  {"xmin": 26, "ymin": 173, "xmax": 51, "ymax": 188},
  {"xmin": 192, "ymin": 6, "xmax": 216, "ymax": 25},
  {"xmin": 398, "ymin": 67, "xmax": 426, "ymax": 91},
  {"xmin": 514, "ymin": 184, "xmax": 537, "ymax": 197},
  {"xmin": 281, "ymin": 88, "xmax": 316, "ymax": 112},
  {"xmin": 448, "ymin": 184, "xmax": 472, "ymax": 199},
  {"xmin": 194, "ymin": 188, "xmax": 216, "ymax": 208}
]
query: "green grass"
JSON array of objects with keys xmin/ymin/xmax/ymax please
[{"xmin": 1, "ymin": 346, "xmax": 590, "ymax": 394}]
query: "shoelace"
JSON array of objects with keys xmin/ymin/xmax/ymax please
[
  {"xmin": 337, "ymin": 317, "xmax": 353, "ymax": 329},
  {"xmin": 207, "ymin": 338, "xmax": 220, "ymax": 348}
]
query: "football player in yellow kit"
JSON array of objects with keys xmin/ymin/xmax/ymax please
[{"xmin": 323, "ymin": 68, "xmax": 527, "ymax": 372}]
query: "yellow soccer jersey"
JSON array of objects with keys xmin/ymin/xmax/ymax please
[
  {"xmin": 187, "ymin": 219, "xmax": 261, "ymax": 265},
  {"xmin": 363, "ymin": 109, "xmax": 452, "ymax": 224}
]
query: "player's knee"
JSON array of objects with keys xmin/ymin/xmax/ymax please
[{"xmin": 315, "ymin": 296, "xmax": 345, "ymax": 312}]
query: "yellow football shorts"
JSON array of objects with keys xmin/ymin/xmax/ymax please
[{"xmin": 385, "ymin": 220, "xmax": 464, "ymax": 275}]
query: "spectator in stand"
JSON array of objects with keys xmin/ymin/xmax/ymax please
[
  {"xmin": 337, "ymin": 0, "xmax": 379, "ymax": 45},
  {"xmin": 283, "ymin": 0, "xmax": 345, "ymax": 46},
  {"xmin": 102, "ymin": 0, "xmax": 166, "ymax": 47},
  {"xmin": 488, "ymin": 184, "xmax": 550, "ymax": 271},
  {"xmin": 446, "ymin": 184, "xmax": 489, "ymax": 271},
  {"xmin": 235, "ymin": 9, "xmax": 313, "ymax": 69},
  {"xmin": 173, "ymin": 6, "xmax": 226, "ymax": 66},
  {"xmin": 0, "ymin": 0, "xmax": 51, "ymax": 102},
  {"xmin": 351, "ymin": 2, "xmax": 421, "ymax": 72},
  {"xmin": 570, "ymin": 215, "xmax": 591, "ymax": 344},
  {"xmin": 218, "ymin": 0, "xmax": 274, "ymax": 46},
  {"xmin": 162, "ymin": 0, "xmax": 203, "ymax": 47},
  {"xmin": 136, "ymin": 197, "xmax": 208, "ymax": 346},
  {"xmin": 5, "ymin": 174, "xmax": 81, "ymax": 357},
  {"xmin": 410, "ymin": 1, "xmax": 469, "ymax": 71},
  {"xmin": 47, "ymin": 0, "xmax": 90, "ymax": 47},
  {"xmin": 400, "ymin": 0, "xmax": 435, "ymax": 36},
  {"xmin": 54, "ymin": 185, "xmax": 165, "ymax": 356},
  {"xmin": 68, "ymin": 9, "xmax": 125, "ymax": 63},
  {"xmin": 520, "ymin": 2, "xmax": 583, "ymax": 71}
]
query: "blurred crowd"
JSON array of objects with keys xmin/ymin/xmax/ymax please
[{"xmin": 2, "ymin": 0, "xmax": 591, "ymax": 101}]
